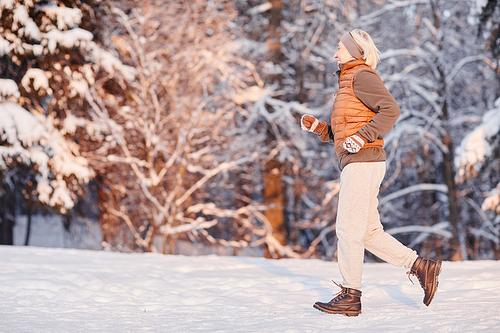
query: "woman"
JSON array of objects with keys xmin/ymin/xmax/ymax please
[{"xmin": 301, "ymin": 29, "xmax": 442, "ymax": 317}]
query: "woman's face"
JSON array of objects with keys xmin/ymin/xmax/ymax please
[{"xmin": 334, "ymin": 41, "xmax": 355, "ymax": 65}]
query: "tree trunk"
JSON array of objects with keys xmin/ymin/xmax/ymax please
[
  {"xmin": 24, "ymin": 209, "xmax": 32, "ymax": 246},
  {"xmin": 262, "ymin": 0, "xmax": 287, "ymax": 258},
  {"xmin": 0, "ymin": 192, "xmax": 15, "ymax": 245},
  {"xmin": 267, "ymin": 0, "xmax": 283, "ymax": 83},
  {"xmin": 263, "ymin": 160, "xmax": 286, "ymax": 257},
  {"xmin": 442, "ymin": 138, "xmax": 464, "ymax": 260},
  {"xmin": 432, "ymin": 0, "xmax": 465, "ymax": 261},
  {"xmin": 0, "ymin": 218, "xmax": 14, "ymax": 245},
  {"xmin": 441, "ymin": 101, "xmax": 466, "ymax": 261}
]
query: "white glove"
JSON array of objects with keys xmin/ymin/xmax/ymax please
[{"xmin": 343, "ymin": 134, "xmax": 366, "ymax": 153}]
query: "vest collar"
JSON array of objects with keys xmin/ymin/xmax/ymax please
[
  {"xmin": 340, "ymin": 59, "xmax": 367, "ymax": 73},
  {"xmin": 333, "ymin": 59, "xmax": 367, "ymax": 78}
]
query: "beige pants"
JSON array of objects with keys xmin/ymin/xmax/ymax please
[{"xmin": 336, "ymin": 162, "xmax": 418, "ymax": 291}]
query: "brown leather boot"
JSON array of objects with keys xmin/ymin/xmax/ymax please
[
  {"xmin": 407, "ymin": 257, "xmax": 442, "ymax": 306},
  {"xmin": 313, "ymin": 282, "xmax": 362, "ymax": 316}
]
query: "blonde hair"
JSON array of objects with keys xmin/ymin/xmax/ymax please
[{"xmin": 350, "ymin": 29, "xmax": 380, "ymax": 69}]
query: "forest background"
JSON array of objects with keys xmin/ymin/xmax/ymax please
[{"xmin": 1, "ymin": 0, "xmax": 500, "ymax": 262}]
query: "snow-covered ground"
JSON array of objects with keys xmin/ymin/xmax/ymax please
[{"xmin": 1, "ymin": 246, "xmax": 499, "ymax": 332}]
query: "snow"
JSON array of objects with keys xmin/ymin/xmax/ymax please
[
  {"xmin": 468, "ymin": 0, "xmax": 489, "ymax": 25},
  {"xmin": 231, "ymin": 85, "xmax": 269, "ymax": 105},
  {"xmin": 0, "ymin": 104, "xmax": 17, "ymax": 144},
  {"xmin": 61, "ymin": 114, "xmax": 106, "ymax": 141},
  {"xmin": 89, "ymin": 42, "xmax": 137, "ymax": 81},
  {"xmin": 40, "ymin": 5, "xmax": 82, "ymax": 30},
  {"xmin": 455, "ymin": 98, "xmax": 500, "ymax": 181},
  {"xmin": 61, "ymin": 114, "xmax": 85, "ymax": 135},
  {"xmin": 35, "ymin": 175, "xmax": 53, "ymax": 206},
  {"xmin": 68, "ymin": 78, "xmax": 89, "ymax": 98},
  {"xmin": 482, "ymin": 183, "xmax": 500, "ymax": 213},
  {"xmin": 47, "ymin": 177, "xmax": 75, "ymax": 211},
  {"xmin": 0, "ymin": 102, "xmax": 93, "ymax": 212},
  {"xmin": 0, "ymin": 102, "xmax": 45, "ymax": 146},
  {"xmin": 12, "ymin": 4, "xmax": 29, "ymax": 31},
  {"xmin": 0, "ymin": 35, "xmax": 9, "ymax": 55},
  {"xmin": 21, "ymin": 68, "xmax": 52, "ymax": 95},
  {"xmin": 0, "ymin": 143, "xmax": 30, "ymax": 169},
  {"xmin": 11, "ymin": 2, "xmax": 41, "ymax": 40},
  {"xmin": 22, "ymin": 19, "xmax": 41, "ymax": 41},
  {"xmin": 28, "ymin": 147, "xmax": 49, "ymax": 178},
  {"xmin": 44, "ymin": 28, "xmax": 93, "ymax": 53},
  {"xmin": 0, "ymin": 246, "xmax": 499, "ymax": 332},
  {"xmin": 46, "ymin": 134, "xmax": 94, "ymax": 182},
  {"xmin": 0, "ymin": 0, "xmax": 15, "ymax": 10}
]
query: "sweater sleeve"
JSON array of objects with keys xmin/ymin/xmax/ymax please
[
  {"xmin": 353, "ymin": 70, "xmax": 401, "ymax": 142},
  {"xmin": 318, "ymin": 124, "xmax": 334, "ymax": 142}
]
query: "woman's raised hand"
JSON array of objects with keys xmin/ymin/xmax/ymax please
[{"xmin": 301, "ymin": 115, "xmax": 327, "ymax": 135}]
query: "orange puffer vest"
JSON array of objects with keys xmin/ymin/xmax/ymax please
[{"xmin": 331, "ymin": 59, "xmax": 384, "ymax": 157}]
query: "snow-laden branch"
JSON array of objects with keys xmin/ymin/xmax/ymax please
[
  {"xmin": 175, "ymin": 153, "xmax": 257, "ymax": 207},
  {"xmin": 0, "ymin": 35, "xmax": 9, "ymax": 56},
  {"xmin": 386, "ymin": 221, "xmax": 452, "ymax": 238},
  {"xmin": 198, "ymin": 229, "xmax": 250, "ymax": 248},
  {"xmin": 385, "ymin": 121, "xmax": 449, "ymax": 154},
  {"xmin": 302, "ymin": 15, "xmax": 326, "ymax": 58},
  {"xmin": 455, "ymin": 99, "xmax": 500, "ymax": 182},
  {"xmin": 162, "ymin": 200, "xmax": 300, "ymax": 258},
  {"xmin": 21, "ymin": 68, "xmax": 52, "ymax": 95},
  {"xmin": 149, "ymin": 103, "xmax": 208, "ymax": 187},
  {"xmin": 111, "ymin": 7, "xmax": 147, "ymax": 83},
  {"xmin": 252, "ymin": 210, "xmax": 301, "ymax": 259},
  {"xmin": 247, "ymin": 2, "xmax": 273, "ymax": 16},
  {"xmin": 357, "ymin": 0, "xmax": 430, "ymax": 26},
  {"xmin": 470, "ymin": 214, "xmax": 500, "ymax": 246},
  {"xmin": 398, "ymin": 109, "xmax": 446, "ymax": 137},
  {"xmin": 250, "ymin": 94, "xmax": 324, "ymax": 124},
  {"xmin": 86, "ymin": 92, "xmax": 153, "ymax": 186},
  {"xmin": 386, "ymin": 109, "xmax": 445, "ymax": 150},
  {"xmin": 465, "ymin": 197, "xmax": 489, "ymax": 223},
  {"xmin": 379, "ymin": 47, "xmax": 427, "ymax": 61},
  {"xmin": 186, "ymin": 202, "xmax": 268, "ymax": 218},
  {"xmin": 407, "ymin": 80, "xmax": 442, "ymax": 116},
  {"xmin": 445, "ymin": 55, "xmax": 495, "ymax": 86},
  {"xmin": 301, "ymin": 224, "xmax": 335, "ymax": 259},
  {"xmin": 161, "ymin": 217, "xmax": 218, "ymax": 236},
  {"xmin": 242, "ymin": 94, "xmax": 326, "ymax": 158},
  {"xmin": 39, "ymin": 5, "xmax": 82, "ymax": 30},
  {"xmin": 12, "ymin": 5, "xmax": 40, "ymax": 40},
  {"xmin": 108, "ymin": 208, "xmax": 149, "ymax": 248},
  {"xmin": 106, "ymin": 155, "xmax": 150, "ymax": 167},
  {"xmin": 379, "ymin": 183, "xmax": 448, "ymax": 206},
  {"xmin": 482, "ymin": 183, "xmax": 500, "ymax": 214},
  {"xmin": 0, "ymin": 78, "xmax": 20, "ymax": 98},
  {"xmin": 89, "ymin": 41, "xmax": 136, "ymax": 81},
  {"xmin": 387, "ymin": 221, "xmax": 452, "ymax": 248},
  {"xmin": 44, "ymin": 28, "xmax": 93, "ymax": 53},
  {"xmin": 318, "ymin": 180, "xmax": 340, "ymax": 209},
  {"xmin": 470, "ymin": 226, "xmax": 500, "ymax": 245}
]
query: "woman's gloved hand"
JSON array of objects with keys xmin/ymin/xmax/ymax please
[
  {"xmin": 342, "ymin": 134, "xmax": 367, "ymax": 153},
  {"xmin": 301, "ymin": 115, "xmax": 328, "ymax": 135}
]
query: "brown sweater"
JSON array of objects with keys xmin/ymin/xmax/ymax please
[{"xmin": 330, "ymin": 63, "xmax": 400, "ymax": 169}]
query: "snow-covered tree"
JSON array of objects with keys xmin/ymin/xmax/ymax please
[
  {"xmin": 60, "ymin": 0, "xmax": 311, "ymax": 256},
  {"xmin": 0, "ymin": 0, "xmax": 107, "ymax": 243}
]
